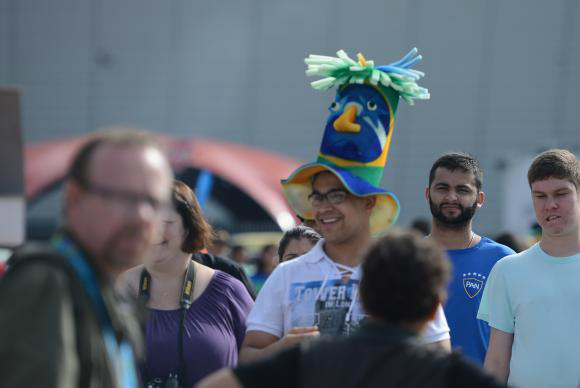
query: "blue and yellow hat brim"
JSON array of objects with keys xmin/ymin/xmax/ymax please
[{"xmin": 281, "ymin": 162, "xmax": 400, "ymax": 236}]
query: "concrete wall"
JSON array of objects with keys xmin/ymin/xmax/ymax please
[{"xmin": 2, "ymin": 0, "xmax": 579, "ymax": 235}]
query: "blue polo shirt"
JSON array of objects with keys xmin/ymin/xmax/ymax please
[{"xmin": 444, "ymin": 237, "xmax": 514, "ymax": 364}]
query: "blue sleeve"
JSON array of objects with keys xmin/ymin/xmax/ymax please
[{"xmin": 500, "ymin": 245, "xmax": 516, "ymax": 257}]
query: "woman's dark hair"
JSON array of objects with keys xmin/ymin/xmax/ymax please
[
  {"xmin": 360, "ymin": 230, "xmax": 451, "ymax": 325},
  {"xmin": 172, "ymin": 180, "xmax": 214, "ymax": 253},
  {"xmin": 494, "ymin": 232, "xmax": 523, "ymax": 253},
  {"xmin": 278, "ymin": 225, "xmax": 321, "ymax": 260}
]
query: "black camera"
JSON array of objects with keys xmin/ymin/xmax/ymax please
[{"xmin": 145, "ymin": 373, "xmax": 181, "ymax": 388}]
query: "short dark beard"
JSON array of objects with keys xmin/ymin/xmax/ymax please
[{"xmin": 429, "ymin": 196, "xmax": 478, "ymax": 230}]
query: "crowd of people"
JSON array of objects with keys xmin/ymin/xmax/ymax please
[{"xmin": 0, "ymin": 128, "xmax": 579, "ymax": 388}]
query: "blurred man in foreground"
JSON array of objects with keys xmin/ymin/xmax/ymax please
[
  {"xmin": 198, "ymin": 231, "xmax": 504, "ymax": 388},
  {"xmin": 0, "ymin": 129, "xmax": 173, "ymax": 388}
]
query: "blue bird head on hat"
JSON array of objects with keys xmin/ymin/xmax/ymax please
[{"xmin": 282, "ymin": 48, "xmax": 429, "ymax": 235}]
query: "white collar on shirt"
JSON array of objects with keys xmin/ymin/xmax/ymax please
[{"xmin": 302, "ymin": 239, "xmax": 328, "ymax": 264}]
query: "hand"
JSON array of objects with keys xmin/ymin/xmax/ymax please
[{"xmin": 281, "ymin": 326, "xmax": 320, "ymax": 347}]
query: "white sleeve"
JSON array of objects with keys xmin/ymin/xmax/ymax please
[
  {"xmin": 245, "ymin": 265, "xmax": 287, "ymax": 338},
  {"xmin": 421, "ymin": 304, "xmax": 450, "ymax": 343}
]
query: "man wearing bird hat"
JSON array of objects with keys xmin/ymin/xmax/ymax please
[{"xmin": 240, "ymin": 49, "xmax": 450, "ymax": 363}]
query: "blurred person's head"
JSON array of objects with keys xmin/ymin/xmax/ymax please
[
  {"xmin": 426, "ymin": 152, "xmax": 484, "ymax": 230},
  {"xmin": 255, "ymin": 244, "xmax": 277, "ymax": 275},
  {"xmin": 528, "ymin": 222, "xmax": 542, "ymax": 244},
  {"xmin": 146, "ymin": 180, "xmax": 214, "ymax": 269},
  {"xmin": 360, "ymin": 230, "xmax": 451, "ymax": 332},
  {"xmin": 64, "ymin": 129, "xmax": 173, "ymax": 278},
  {"xmin": 410, "ymin": 218, "xmax": 431, "ymax": 237},
  {"xmin": 208, "ymin": 229, "xmax": 230, "ymax": 256},
  {"xmin": 278, "ymin": 225, "xmax": 321, "ymax": 262},
  {"xmin": 231, "ymin": 245, "xmax": 247, "ymax": 265},
  {"xmin": 494, "ymin": 232, "xmax": 523, "ymax": 253}
]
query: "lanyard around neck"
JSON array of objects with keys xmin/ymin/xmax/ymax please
[
  {"xmin": 139, "ymin": 260, "xmax": 196, "ymax": 384},
  {"xmin": 52, "ymin": 235, "xmax": 111, "ymax": 327},
  {"xmin": 138, "ymin": 260, "xmax": 196, "ymax": 310},
  {"xmin": 52, "ymin": 235, "xmax": 138, "ymax": 388}
]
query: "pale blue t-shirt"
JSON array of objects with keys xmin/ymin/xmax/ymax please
[{"xmin": 477, "ymin": 243, "xmax": 580, "ymax": 388}]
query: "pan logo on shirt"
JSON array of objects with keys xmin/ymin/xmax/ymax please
[{"xmin": 462, "ymin": 272, "xmax": 486, "ymax": 299}]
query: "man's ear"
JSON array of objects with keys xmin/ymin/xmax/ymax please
[
  {"xmin": 365, "ymin": 195, "xmax": 377, "ymax": 211},
  {"xmin": 65, "ymin": 181, "xmax": 81, "ymax": 201},
  {"xmin": 63, "ymin": 181, "xmax": 82, "ymax": 215},
  {"xmin": 477, "ymin": 190, "xmax": 485, "ymax": 209},
  {"xmin": 425, "ymin": 186, "xmax": 430, "ymax": 202}
]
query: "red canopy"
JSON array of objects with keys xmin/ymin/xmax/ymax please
[{"xmin": 25, "ymin": 134, "xmax": 302, "ymax": 230}]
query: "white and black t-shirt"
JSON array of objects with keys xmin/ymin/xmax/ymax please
[{"xmin": 246, "ymin": 239, "xmax": 450, "ymax": 342}]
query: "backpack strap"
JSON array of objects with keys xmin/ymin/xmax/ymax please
[{"xmin": 6, "ymin": 243, "xmax": 92, "ymax": 387}]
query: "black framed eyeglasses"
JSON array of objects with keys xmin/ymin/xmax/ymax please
[
  {"xmin": 81, "ymin": 181, "xmax": 169, "ymax": 214},
  {"xmin": 307, "ymin": 189, "xmax": 349, "ymax": 206}
]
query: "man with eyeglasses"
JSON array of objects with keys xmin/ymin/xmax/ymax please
[
  {"xmin": 239, "ymin": 48, "xmax": 450, "ymax": 363},
  {"xmin": 0, "ymin": 129, "xmax": 173, "ymax": 388},
  {"xmin": 198, "ymin": 232, "xmax": 504, "ymax": 388},
  {"xmin": 240, "ymin": 171, "xmax": 451, "ymax": 363}
]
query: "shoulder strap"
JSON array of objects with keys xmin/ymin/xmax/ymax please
[
  {"xmin": 138, "ymin": 268, "xmax": 151, "ymax": 305},
  {"xmin": 5, "ymin": 243, "xmax": 92, "ymax": 387},
  {"xmin": 192, "ymin": 252, "xmax": 215, "ymax": 267},
  {"xmin": 138, "ymin": 260, "xmax": 196, "ymax": 310},
  {"xmin": 138, "ymin": 261, "xmax": 196, "ymax": 384},
  {"xmin": 193, "ymin": 253, "xmax": 257, "ymax": 300}
]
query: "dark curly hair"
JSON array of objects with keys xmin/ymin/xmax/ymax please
[
  {"xmin": 172, "ymin": 180, "xmax": 214, "ymax": 253},
  {"xmin": 360, "ymin": 230, "xmax": 451, "ymax": 325}
]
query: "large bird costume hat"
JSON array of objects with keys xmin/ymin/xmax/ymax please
[{"xmin": 282, "ymin": 48, "xmax": 429, "ymax": 235}]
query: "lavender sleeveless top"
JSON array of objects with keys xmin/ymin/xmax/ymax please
[{"xmin": 142, "ymin": 271, "xmax": 253, "ymax": 388}]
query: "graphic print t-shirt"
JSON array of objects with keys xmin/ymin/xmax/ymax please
[
  {"xmin": 246, "ymin": 240, "xmax": 450, "ymax": 342},
  {"xmin": 444, "ymin": 237, "xmax": 514, "ymax": 364},
  {"xmin": 290, "ymin": 274, "xmax": 363, "ymax": 336}
]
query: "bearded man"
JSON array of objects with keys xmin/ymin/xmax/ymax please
[{"xmin": 425, "ymin": 152, "xmax": 514, "ymax": 364}]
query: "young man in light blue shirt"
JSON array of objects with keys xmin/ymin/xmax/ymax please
[{"xmin": 478, "ymin": 149, "xmax": 580, "ymax": 388}]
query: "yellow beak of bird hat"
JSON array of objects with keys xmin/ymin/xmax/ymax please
[{"xmin": 282, "ymin": 48, "xmax": 430, "ymax": 235}]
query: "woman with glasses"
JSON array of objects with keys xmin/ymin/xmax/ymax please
[{"xmin": 119, "ymin": 180, "xmax": 253, "ymax": 388}]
